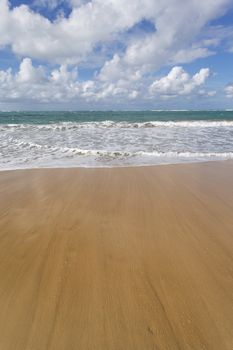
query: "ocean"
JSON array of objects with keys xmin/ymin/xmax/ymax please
[{"xmin": 1, "ymin": 110, "xmax": 233, "ymax": 169}]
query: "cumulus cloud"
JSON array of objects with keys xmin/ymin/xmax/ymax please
[
  {"xmin": 98, "ymin": 0, "xmax": 231, "ymax": 80},
  {"xmin": 0, "ymin": 58, "xmax": 213, "ymax": 103},
  {"xmin": 0, "ymin": 0, "xmax": 232, "ymax": 106},
  {"xmin": 16, "ymin": 58, "xmax": 45, "ymax": 83},
  {"xmin": 0, "ymin": 0, "xmax": 231, "ymax": 66},
  {"xmin": 99, "ymin": 54, "xmax": 142, "ymax": 83},
  {"xmin": 0, "ymin": 0, "xmax": 150, "ymax": 64},
  {"xmin": 149, "ymin": 66, "xmax": 210, "ymax": 98},
  {"xmin": 0, "ymin": 57, "xmax": 140, "ymax": 103},
  {"xmin": 0, "ymin": 58, "xmax": 78, "ymax": 102}
]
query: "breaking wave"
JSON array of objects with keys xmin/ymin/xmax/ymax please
[
  {"xmin": 1, "ymin": 118, "xmax": 233, "ymax": 169},
  {"xmin": 1, "ymin": 119, "xmax": 233, "ymax": 131},
  {"xmin": 7, "ymin": 140, "xmax": 233, "ymax": 159}
]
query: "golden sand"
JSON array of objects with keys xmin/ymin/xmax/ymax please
[{"xmin": 0, "ymin": 161, "xmax": 233, "ymax": 349}]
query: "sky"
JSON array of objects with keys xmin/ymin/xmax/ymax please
[{"xmin": 0, "ymin": 0, "xmax": 233, "ymax": 110}]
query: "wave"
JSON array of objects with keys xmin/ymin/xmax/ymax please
[
  {"xmin": 1, "ymin": 120, "xmax": 233, "ymax": 131},
  {"xmin": 10, "ymin": 141, "xmax": 233, "ymax": 159}
]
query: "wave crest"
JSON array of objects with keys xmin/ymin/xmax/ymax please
[{"xmin": 1, "ymin": 120, "xmax": 233, "ymax": 131}]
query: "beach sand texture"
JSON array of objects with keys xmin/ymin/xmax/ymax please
[{"xmin": 0, "ymin": 161, "xmax": 233, "ymax": 349}]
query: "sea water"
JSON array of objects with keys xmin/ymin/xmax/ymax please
[{"xmin": 1, "ymin": 110, "xmax": 233, "ymax": 169}]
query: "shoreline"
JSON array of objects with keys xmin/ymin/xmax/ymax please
[
  {"xmin": 0, "ymin": 160, "xmax": 233, "ymax": 349},
  {"xmin": 0, "ymin": 158, "xmax": 232, "ymax": 173}
]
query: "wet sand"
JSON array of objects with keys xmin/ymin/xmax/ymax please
[{"xmin": 0, "ymin": 161, "xmax": 233, "ymax": 350}]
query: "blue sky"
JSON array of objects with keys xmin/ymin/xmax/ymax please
[{"xmin": 0, "ymin": 0, "xmax": 233, "ymax": 110}]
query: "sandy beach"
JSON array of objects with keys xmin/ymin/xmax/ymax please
[{"xmin": 0, "ymin": 161, "xmax": 233, "ymax": 350}]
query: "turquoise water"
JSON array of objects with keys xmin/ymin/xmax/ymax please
[
  {"xmin": 1, "ymin": 111, "xmax": 233, "ymax": 169},
  {"xmin": 0, "ymin": 110, "xmax": 233, "ymax": 124}
]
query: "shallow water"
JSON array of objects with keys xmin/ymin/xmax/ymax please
[{"xmin": 1, "ymin": 111, "xmax": 233, "ymax": 169}]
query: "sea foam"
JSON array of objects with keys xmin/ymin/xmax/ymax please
[{"xmin": 1, "ymin": 118, "xmax": 233, "ymax": 169}]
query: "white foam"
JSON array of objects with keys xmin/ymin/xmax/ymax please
[
  {"xmin": 6, "ymin": 139, "xmax": 233, "ymax": 159},
  {"xmin": 1, "ymin": 119, "xmax": 233, "ymax": 169},
  {"xmin": 1, "ymin": 120, "xmax": 233, "ymax": 132}
]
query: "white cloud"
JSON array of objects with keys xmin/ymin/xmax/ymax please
[
  {"xmin": 0, "ymin": 58, "xmax": 213, "ymax": 103},
  {"xmin": 0, "ymin": 57, "xmax": 140, "ymax": 103},
  {"xmin": 0, "ymin": 0, "xmax": 232, "ymax": 107},
  {"xmin": 106, "ymin": 0, "xmax": 231, "ymax": 76},
  {"xmin": 0, "ymin": 0, "xmax": 150, "ymax": 64},
  {"xmin": 206, "ymin": 90, "xmax": 217, "ymax": 97},
  {"xmin": 99, "ymin": 54, "xmax": 142, "ymax": 82},
  {"xmin": 225, "ymin": 84, "xmax": 233, "ymax": 98},
  {"xmin": 171, "ymin": 46, "xmax": 215, "ymax": 65},
  {"xmin": 205, "ymin": 25, "xmax": 233, "ymax": 53},
  {"xmin": 0, "ymin": 58, "xmax": 78, "ymax": 102},
  {"xmin": 50, "ymin": 64, "xmax": 78, "ymax": 83},
  {"xmin": 149, "ymin": 66, "xmax": 210, "ymax": 97},
  {"xmin": 0, "ymin": 0, "xmax": 231, "ymax": 67},
  {"xmin": 16, "ymin": 58, "xmax": 45, "ymax": 83}
]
